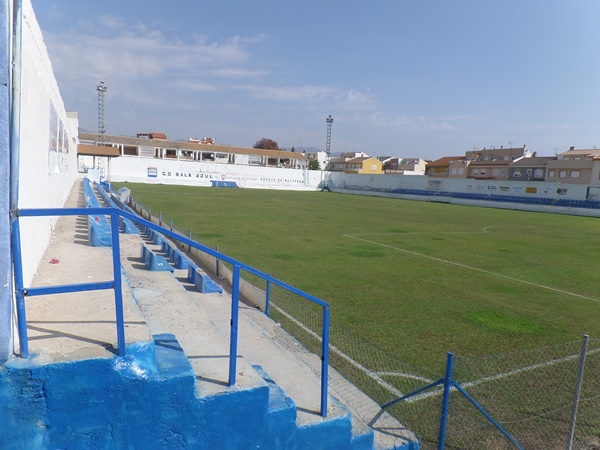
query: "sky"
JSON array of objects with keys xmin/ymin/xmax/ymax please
[{"xmin": 30, "ymin": 0, "xmax": 600, "ymax": 160}]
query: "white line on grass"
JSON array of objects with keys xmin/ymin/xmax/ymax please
[
  {"xmin": 269, "ymin": 301, "xmax": 414, "ymax": 397},
  {"xmin": 342, "ymin": 234, "xmax": 600, "ymax": 303},
  {"xmin": 400, "ymin": 346, "xmax": 600, "ymax": 404}
]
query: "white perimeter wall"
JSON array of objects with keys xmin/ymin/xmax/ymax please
[
  {"xmin": 328, "ymin": 172, "xmax": 591, "ymax": 200},
  {"xmin": 17, "ymin": 0, "xmax": 79, "ymax": 284},
  {"xmin": 110, "ymin": 156, "xmax": 325, "ymax": 190}
]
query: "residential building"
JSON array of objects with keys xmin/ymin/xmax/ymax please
[
  {"xmin": 382, "ymin": 157, "xmax": 428, "ymax": 175},
  {"xmin": 508, "ymin": 156, "xmax": 555, "ymax": 181},
  {"xmin": 343, "ymin": 156, "xmax": 383, "ymax": 174},
  {"xmin": 466, "ymin": 146, "xmax": 531, "ymax": 180},
  {"xmin": 546, "ymin": 147, "xmax": 600, "ymax": 185},
  {"xmin": 426, "ymin": 156, "xmax": 464, "ymax": 178}
]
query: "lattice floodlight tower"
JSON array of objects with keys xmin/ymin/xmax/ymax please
[
  {"xmin": 97, "ymin": 81, "xmax": 107, "ymax": 145},
  {"xmin": 325, "ymin": 114, "xmax": 333, "ymax": 157}
]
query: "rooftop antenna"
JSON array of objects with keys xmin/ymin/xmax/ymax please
[
  {"xmin": 96, "ymin": 81, "xmax": 107, "ymax": 145},
  {"xmin": 325, "ymin": 114, "xmax": 334, "ymax": 157}
]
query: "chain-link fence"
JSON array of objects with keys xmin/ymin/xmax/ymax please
[
  {"xmin": 129, "ymin": 200, "xmax": 600, "ymax": 449},
  {"xmin": 444, "ymin": 337, "xmax": 600, "ymax": 449}
]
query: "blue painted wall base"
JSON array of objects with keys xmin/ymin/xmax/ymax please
[{"xmin": 0, "ymin": 334, "xmax": 413, "ymax": 449}]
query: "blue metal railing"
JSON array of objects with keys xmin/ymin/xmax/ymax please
[
  {"xmin": 12, "ymin": 200, "xmax": 331, "ymax": 417},
  {"xmin": 121, "ymin": 208, "xmax": 331, "ymax": 417},
  {"xmin": 12, "ymin": 207, "xmax": 126, "ymax": 358}
]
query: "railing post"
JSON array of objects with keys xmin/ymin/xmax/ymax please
[
  {"xmin": 216, "ymin": 245, "xmax": 220, "ymax": 277},
  {"xmin": 159, "ymin": 211, "xmax": 162, "ymax": 227},
  {"xmin": 567, "ymin": 334, "xmax": 589, "ymax": 450},
  {"xmin": 169, "ymin": 217, "xmax": 173, "ymax": 232},
  {"xmin": 438, "ymin": 352, "xmax": 454, "ymax": 449},
  {"xmin": 265, "ymin": 275, "xmax": 271, "ymax": 317},
  {"xmin": 320, "ymin": 305, "xmax": 330, "ymax": 417},
  {"xmin": 188, "ymin": 229, "xmax": 192, "ymax": 253},
  {"xmin": 110, "ymin": 211, "xmax": 126, "ymax": 356},
  {"xmin": 228, "ymin": 264, "xmax": 240, "ymax": 386},
  {"xmin": 11, "ymin": 215, "xmax": 29, "ymax": 357},
  {"xmin": 147, "ymin": 206, "xmax": 151, "ymax": 221}
]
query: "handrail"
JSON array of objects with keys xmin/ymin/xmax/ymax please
[
  {"xmin": 117, "ymin": 208, "xmax": 331, "ymax": 417},
  {"xmin": 13, "ymin": 207, "xmax": 126, "ymax": 358},
  {"xmin": 13, "ymin": 202, "xmax": 330, "ymax": 417}
]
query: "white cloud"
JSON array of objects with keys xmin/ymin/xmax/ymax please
[
  {"xmin": 333, "ymin": 89, "xmax": 374, "ymax": 111},
  {"xmin": 99, "ymin": 15, "xmax": 127, "ymax": 30},
  {"xmin": 239, "ymin": 84, "xmax": 336, "ymax": 102},
  {"xmin": 44, "ymin": 24, "xmax": 262, "ymax": 90},
  {"xmin": 363, "ymin": 112, "xmax": 457, "ymax": 131}
]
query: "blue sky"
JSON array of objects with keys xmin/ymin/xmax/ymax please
[{"xmin": 31, "ymin": 0, "xmax": 600, "ymax": 159}]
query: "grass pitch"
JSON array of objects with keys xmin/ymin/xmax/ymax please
[{"xmin": 114, "ymin": 183, "xmax": 600, "ymax": 374}]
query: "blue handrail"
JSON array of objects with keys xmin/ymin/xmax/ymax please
[
  {"xmin": 13, "ymin": 202, "xmax": 331, "ymax": 417},
  {"xmin": 13, "ymin": 207, "xmax": 126, "ymax": 357}
]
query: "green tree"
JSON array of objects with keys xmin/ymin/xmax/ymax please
[
  {"xmin": 309, "ymin": 159, "xmax": 320, "ymax": 170},
  {"xmin": 253, "ymin": 138, "xmax": 279, "ymax": 150}
]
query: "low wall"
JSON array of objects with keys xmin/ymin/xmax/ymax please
[
  {"xmin": 110, "ymin": 156, "xmax": 325, "ymax": 191},
  {"xmin": 328, "ymin": 172, "xmax": 591, "ymax": 201}
]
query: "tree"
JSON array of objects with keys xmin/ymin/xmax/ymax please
[
  {"xmin": 309, "ymin": 159, "xmax": 320, "ymax": 170},
  {"xmin": 254, "ymin": 138, "xmax": 279, "ymax": 150}
]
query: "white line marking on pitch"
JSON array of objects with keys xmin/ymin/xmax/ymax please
[
  {"xmin": 269, "ymin": 302, "xmax": 415, "ymax": 397},
  {"xmin": 342, "ymin": 234, "xmax": 600, "ymax": 303}
]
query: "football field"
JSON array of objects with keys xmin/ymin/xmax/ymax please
[{"xmin": 114, "ymin": 182, "xmax": 600, "ymax": 374}]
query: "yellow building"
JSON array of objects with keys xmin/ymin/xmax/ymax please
[{"xmin": 343, "ymin": 157, "xmax": 383, "ymax": 174}]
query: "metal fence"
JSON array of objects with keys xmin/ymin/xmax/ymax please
[{"xmin": 132, "ymin": 200, "xmax": 600, "ymax": 449}]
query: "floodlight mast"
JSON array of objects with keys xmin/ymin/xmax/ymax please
[
  {"xmin": 97, "ymin": 81, "xmax": 107, "ymax": 145},
  {"xmin": 325, "ymin": 114, "xmax": 333, "ymax": 157}
]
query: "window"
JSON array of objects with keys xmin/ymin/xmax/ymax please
[
  {"xmin": 458, "ymin": 168, "xmax": 464, "ymax": 175},
  {"xmin": 570, "ymin": 170, "xmax": 581, "ymax": 178},
  {"xmin": 548, "ymin": 170, "xmax": 555, "ymax": 177},
  {"xmin": 371, "ymin": 165, "xmax": 377, "ymax": 170},
  {"xmin": 480, "ymin": 170, "xmax": 486, "ymax": 175},
  {"xmin": 492, "ymin": 168, "xmax": 499, "ymax": 176},
  {"xmin": 534, "ymin": 168, "xmax": 544, "ymax": 178},
  {"xmin": 501, "ymin": 169, "xmax": 507, "ymax": 176},
  {"xmin": 514, "ymin": 170, "xmax": 521, "ymax": 178},
  {"xmin": 451, "ymin": 167, "xmax": 457, "ymax": 175},
  {"xmin": 472, "ymin": 169, "xmax": 479, "ymax": 175},
  {"xmin": 559, "ymin": 170, "xmax": 567, "ymax": 178}
]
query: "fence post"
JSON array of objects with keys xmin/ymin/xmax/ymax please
[
  {"xmin": 265, "ymin": 275, "xmax": 271, "ymax": 317},
  {"xmin": 320, "ymin": 305, "xmax": 330, "ymax": 417},
  {"xmin": 169, "ymin": 217, "xmax": 173, "ymax": 232},
  {"xmin": 110, "ymin": 211, "xmax": 126, "ymax": 356},
  {"xmin": 216, "ymin": 245, "xmax": 220, "ymax": 277},
  {"xmin": 438, "ymin": 352, "xmax": 454, "ymax": 449},
  {"xmin": 148, "ymin": 206, "xmax": 151, "ymax": 221},
  {"xmin": 228, "ymin": 264, "xmax": 241, "ymax": 386},
  {"xmin": 188, "ymin": 229, "xmax": 192, "ymax": 253},
  {"xmin": 159, "ymin": 211, "xmax": 162, "ymax": 227},
  {"xmin": 566, "ymin": 334, "xmax": 589, "ymax": 450},
  {"xmin": 11, "ymin": 216, "xmax": 29, "ymax": 357}
]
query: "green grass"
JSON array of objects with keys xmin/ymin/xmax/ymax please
[{"xmin": 115, "ymin": 183, "xmax": 600, "ymax": 374}]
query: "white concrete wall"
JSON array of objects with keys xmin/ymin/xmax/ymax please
[
  {"xmin": 109, "ymin": 156, "xmax": 324, "ymax": 190},
  {"xmin": 16, "ymin": 0, "xmax": 79, "ymax": 284},
  {"xmin": 327, "ymin": 172, "xmax": 591, "ymax": 200}
]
